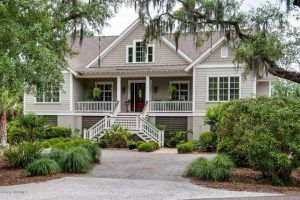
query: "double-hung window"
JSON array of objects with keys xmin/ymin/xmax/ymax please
[
  {"xmin": 95, "ymin": 82, "xmax": 113, "ymax": 101},
  {"xmin": 170, "ymin": 81, "xmax": 189, "ymax": 101},
  {"xmin": 36, "ymin": 84, "xmax": 60, "ymax": 103},
  {"xmin": 127, "ymin": 41, "xmax": 154, "ymax": 63},
  {"xmin": 208, "ymin": 76, "xmax": 240, "ymax": 102}
]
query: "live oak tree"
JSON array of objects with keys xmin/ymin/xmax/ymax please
[
  {"xmin": 132, "ymin": 0, "xmax": 300, "ymax": 83},
  {"xmin": 0, "ymin": 0, "xmax": 123, "ymax": 145}
]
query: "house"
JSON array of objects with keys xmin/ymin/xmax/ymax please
[{"xmin": 23, "ymin": 19, "xmax": 272, "ymax": 146}]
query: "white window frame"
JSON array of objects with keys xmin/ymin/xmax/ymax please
[
  {"xmin": 95, "ymin": 82, "xmax": 114, "ymax": 102},
  {"xmin": 169, "ymin": 80, "xmax": 190, "ymax": 101},
  {"xmin": 206, "ymin": 75, "xmax": 241, "ymax": 102},
  {"xmin": 126, "ymin": 40, "xmax": 155, "ymax": 63},
  {"xmin": 220, "ymin": 47, "xmax": 228, "ymax": 58},
  {"xmin": 34, "ymin": 85, "xmax": 61, "ymax": 104}
]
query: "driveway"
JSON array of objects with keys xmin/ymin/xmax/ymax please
[{"xmin": 0, "ymin": 149, "xmax": 282, "ymax": 200}]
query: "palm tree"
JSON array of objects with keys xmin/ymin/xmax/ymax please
[{"xmin": 0, "ymin": 90, "xmax": 22, "ymax": 146}]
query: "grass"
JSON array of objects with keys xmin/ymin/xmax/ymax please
[{"xmin": 26, "ymin": 158, "xmax": 60, "ymax": 176}]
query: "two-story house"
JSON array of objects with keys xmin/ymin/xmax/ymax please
[{"xmin": 24, "ymin": 19, "xmax": 272, "ymax": 146}]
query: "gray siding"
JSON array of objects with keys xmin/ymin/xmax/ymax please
[
  {"xmin": 257, "ymin": 82, "xmax": 270, "ymax": 97},
  {"xmin": 24, "ymin": 72, "xmax": 71, "ymax": 114},
  {"xmin": 194, "ymin": 67, "xmax": 255, "ymax": 113},
  {"xmin": 202, "ymin": 44, "xmax": 235, "ymax": 65},
  {"xmin": 73, "ymin": 77, "xmax": 84, "ymax": 104},
  {"xmin": 155, "ymin": 117, "xmax": 188, "ymax": 131},
  {"xmin": 98, "ymin": 24, "xmax": 188, "ymax": 68},
  {"xmin": 82, "ymin": 116, "xmax": 103, "ymax": 129}
]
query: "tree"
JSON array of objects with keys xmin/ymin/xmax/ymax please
[
  {"xmin": 272, "ymin": 78, "xmax": 300, "ymax": 97},
  {"xmin": 0, "ymin": 0, "xmax": 123, "ymax": 95},
  {"xmin": 131, "ymin": 0, "xmax": 300, "ymax": 83},
  {"xmin": 0, "ymin": 90, "xmax": 22, "ymax": 146}
]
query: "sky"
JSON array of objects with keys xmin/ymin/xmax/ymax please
[{"xmin": 102, "ymin": 0, "xmax": 284, "ymax": 35}]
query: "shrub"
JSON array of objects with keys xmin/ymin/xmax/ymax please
[
  {"xmin": 104, "ymin": 125, "xmax": 130, "ymax": 148},
  {"xmin": 215, "ymin": 97, "xmax": 300, "ymax": 183},
  {"xmin": 164, "ymin": 130, "xmax": 189, "ymax": 147},
  {"xmin": 213, "ymin": 154, "xmax": 235, "ymax": 169},
  {"xmin": 80, "ymin": 143, "xmax": 101, "ymax": 163},
  {"xmin": 45, "ymin": 149, "xmax": 64, "ymax": 162},
  {"xmin": 177, "ymin": 142, "xmax": 193, "ymax": 154},
  {"xmin": 96, "ymin": 139, "xmax": 108, "ymax": 148},
  {"xmin": 41, "ymin": 141, "xmax": 51, "ymax": 148},
  {"xmin": 204, "ymin": 104, "xmax": 224, "ymax": 132},
  {"xmin": 199, "ymin": 132, "xmax": 217, "ymax": 152},
  {"xmin": 136, "ymin": 141, "xmax": 145, "ymax": 147},
  {"xmin": 7, "ymin": 131, "xmax": 27, "ymax": 145},
  {"xmin": 4, "ymin": 142, "xmax": 42, "ymax": 168},
  {"xmin": 60, "ymin": 147, "xmax": 92, "ymax": 173},
  {"xmin": 42, "ymin": 126, "xmax": 72, "ymax": 139},
  {"xmin": 149, "ymin": 141, "xmax": 159, "ymax": 149},
  {"xmin": 26, "ymin": 158, "xmax": 60, "ymax": 176},
  {"xmin": 128, "ymin": 141, "xmax": 137, "ymax": 150},
  {"xmin": 186, "ymin": 157, "xmax": 214, "ymax": 180},
  {"xmin": 138, "ymin": 142, "xmax": 156, "ymax": 152}
]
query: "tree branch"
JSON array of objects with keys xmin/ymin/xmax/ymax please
[{"xmin": 268, "ymin": 67, "xmax": 300, "ymax": 84}]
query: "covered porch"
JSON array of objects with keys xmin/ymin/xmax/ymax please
[{"xmin": 73, "ymin": 75, "xmax": 193, "ymax": 114}]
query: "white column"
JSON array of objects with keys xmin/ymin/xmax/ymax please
[
  {"xmin": 117, "ymin": 76, "xmax": 121, "ymax": 112},
  {"xmin": 145, "ymin": 75, "xmax": 150, "ymax": 102}
]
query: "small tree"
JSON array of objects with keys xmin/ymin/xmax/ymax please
[{"xmin": 0, "ymin": 90, "xmax": 21, "ymax": 146}]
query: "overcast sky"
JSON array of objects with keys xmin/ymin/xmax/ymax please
[{"xmin": 103, "ymin": 0, "xmax": 284, "ymax": 35}]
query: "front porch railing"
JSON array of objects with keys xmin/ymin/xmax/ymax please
[
  {"xmin": 75, "ymin": 101, "xmax": 117, "ymax": 113},
  {"xmin": 149, "ymin": 101, "xmax": 193, "ymax": 112}
]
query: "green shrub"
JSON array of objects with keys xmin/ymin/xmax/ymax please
[
  {"xmin": 7, "ymin": 131, "xmax": 27, "ymax": 145},
  {"xmin": 164, "ymin": 130, "xmax": 189, "ymax": 147},
  {"xmin": 214, "ymin": 97, "xmax": 300, "ymax": 184},
  {"xmin": 41, "ymin": 141, "xmax": 51, "ymax": 148},
  {"xmin": 204, "ymin": 104, "xmax": 224, "ymax": 132},
  {"xmin": 149, "ymin": 141, "xmax": 159, "ymax": 149},
  {"xmin": 60, "ymin": 147, "xmax": 92, "ymax": 173},
  {"xmin": 199, "ymin": 132, "xmax": 217, "ymax": 151},
  {"xmin": 4, "ymin": 142, "xmax": 42, "ymax": 168},
  {"xmin": 186, "ymin": 155, "xmax": 234, "ymax": 182},
  {"xmin": 96, "ymin": 139, "xmax": 108, "ymax": 148},
  {"xmin": 177, "ymin": 143, "xmax": 193, "ymax": 154},
  {"xmin": 128, "ymin": 141, "xmax": 137, "ymax": 150},
  {"xmin": 45, "ymin": 149, "xmax": 64, "ymax": 162},
  {"xmin": 80, "ymin": 143, "xmax": 101, "ymax": 163},
  {"xmin": 136, "ymin": 141, "xmax": 145, "ymax": 147},
  {"xmin": 42, "ymin": 126, "xmax": 72, "ymax": 139},
  {"xmin": 138, "ymin": 142, "xmax": 156, "ymax": 152},
  {"xmin": 104, "ymin": 125, "xmax": 130, "ymax": 148},
  {"xmin": 26, "ymin": 158, "xmax": 60, "ymax": 176}
]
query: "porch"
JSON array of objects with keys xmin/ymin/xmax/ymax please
[{"xmin": 73, "ymin": 76, "xmax": 193, "ymax": 114}]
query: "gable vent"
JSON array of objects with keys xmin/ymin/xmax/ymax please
[{"xmin": 221, "ymin": 47, "xmax": 228, "ymax": 58}]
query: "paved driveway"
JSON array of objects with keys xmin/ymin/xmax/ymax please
[{"xmin": 0, "ymin": 149, "xmax": 282, "ymax": 200}]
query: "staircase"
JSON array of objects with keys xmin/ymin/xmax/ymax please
[{"xmin": 83, "ymin": 114, "xmax": 164, "ymax": 147}]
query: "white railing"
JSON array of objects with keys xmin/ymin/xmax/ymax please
[
  {"xmin": 75, "ymin": 101, "xmax": 117, "ymax": 113},
  {"xmin": 84, "ymin": 115, "xmax": 164, "ymax": 146},
  {"xmin": 141, "ymin": 101, "xmax": 149, "ymax": 118},
  {"xmin": 149, "ymin": 101, "xmax": 193, "ymax": 112}
]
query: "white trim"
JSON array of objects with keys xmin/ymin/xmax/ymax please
[
  {"xmin": 127, "ymin": 40, "xmax": 155, "ymax": 63},
  {"xmin": 192, "ymin": 67, "xmax": 196, "ymax": 112},
  {"xmin": 127, "ymin": 80, "xmax": 146, "ymax": 100},
  {"xmin": 195, "ymin": 64, "xmax": 237, "ymax": 69},
  {"xmin": 85, "ymin": 19, "xmax": 140, "ymax": 68},
  {"xmin": 116, "ymin": 76, "xmax": 121, "ymax": 112},
  {"xmin": 126, "ymin": 45, "xmax": 133, "ymax": 63},
  {"xmin": 161, "ymin": 37, "xmax": 193, "ymax": 63},
  {"xmin": 169, "ymin": 80, "xmax": 190, "ymax": 101},
  {"xmin": 34, "ymin": 86, "xmax": 62, "ymax": 104},
  {"xmin": 145, "ymin": 76, "xmax": 150, "ymax": 102},
  {"xmin": 148, "ymin": 112, "xmax": 194, "ymax": 117},
  {"xmin": 185, "ymin": 36, "xmax": 226, "ymax": 71},
  {"xmin": 147, "ymin": 45, "xmax": 155, "ymax": 63},
  {"xmin": 206, "ymin": 75, "xmax": 241, "ymax": 102},
  {"xmin": 23, "ymin": 93, "xmax": 26, "ymax": 115},
  {"xmin": 69, "ymin": 73, "xmax": 73, "ymax": 111},
  {"xmin": 253, "ymin": 77, "xmax": 257, "ymax": 98},
  {"xmin": 220, "ymin": 47, "xmax": 228, "ymax": 58},
  {"xmin": 34, "ymin": 112, "xmax": 112, "ymax": 116},
  {"xmin": 268, "ymin": 81, "xmax": 272, "ymax": 97},
  {"xmin": 94, "ymin": 81, "xmax": 114, "ymax": 101},
  {"xmin": 68, "ymin": 67, "xmax": 79, "ymax": 76}
]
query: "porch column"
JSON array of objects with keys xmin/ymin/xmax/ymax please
[
  {"xmin": 145, "ymin": 75, "xmax": 150, "ymax": 102},
  {"xmin": 117, "ymin": 76, "xmax": 121, "ymax": 112}
]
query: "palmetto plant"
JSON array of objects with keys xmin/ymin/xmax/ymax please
[
  {"xmin": 0, "ymin": 90, "xmax": 22, "ymax": 146},
  {"xmin": 104, "ymin": 124, "xmax": 130, "ymax": 148}
]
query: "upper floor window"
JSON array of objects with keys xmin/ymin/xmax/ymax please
[
  {"xmin": 170, "ymin": 81, "xmax": 189, "ymax": 101},
  {"xmin": 221, "ymin": 47, "xmax": 228, "ymax": 58},
  {"xmin": 208, "ymin": 76, "xmax": 239, "ymax": 102},
  {"xmin": 95, "ymin": 82, "xmax": 113, "ymax": 101},
  {"xmin": 127, "ymin": 41, "xmax": 154, "ymax": 63},
  {"xmin": 36, "ymin": 84, "xmax": 60, "ymax": 103}
]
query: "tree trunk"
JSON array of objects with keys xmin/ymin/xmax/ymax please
[
  {"xmin": 0, "ymin": 112, "xmax": 7, "ymax": 146},
  {"xmin": 268, "ymin": 67, "xmax": 300, "ymax": 84}
]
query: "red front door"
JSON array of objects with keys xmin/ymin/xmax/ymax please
[{"xmin": 130, "ymin": 82, "xmax": 145, "ymax": 112}]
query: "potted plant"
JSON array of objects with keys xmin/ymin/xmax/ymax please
[
  {"xmin": 87, "ymin": 87, "xmax": 102, "ymax": 101},
  {"xmin": 167, "ymin": 85, "xmax": 177, "ymax": 100}
]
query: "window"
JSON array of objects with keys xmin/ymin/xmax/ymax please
[
  {"xmin": 127, "ymin": 41, "xmax": 154, "ymax": 63},
  {"xmin": 170, "ymin": 81, "xmax": 189, "ymax": 101},
  {"xmin": 95, "ymin": 83, "xmax": 113, "ymax": 101},
  {"xmin": 221, "ymin": 47, "xmax": 228, "ymax": 58},
  {"xmin": 208, "ymin": 76, "xmax": 240, "ymax": 102},
  {"xmin": 36, "ymin": 84, "xmax": 60, "ymax": 103}
]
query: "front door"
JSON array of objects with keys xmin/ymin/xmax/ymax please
[{"xmin": 130, "ymin": 82, "xmax": 145, "ymax": 112}]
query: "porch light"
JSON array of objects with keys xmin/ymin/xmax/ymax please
[
  {"xmin": 154, "ymin": 86, "xmax": 158, "ymax": 93},
  {"xmin": 122, "ymin": 87, "xmax": 126, "ymax": 94}
]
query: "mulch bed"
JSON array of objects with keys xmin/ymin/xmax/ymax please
[
  {"xmin": 189, "ymin": 167, "xmax": 300, "ymax": 195},
  {"xmin": 0, "ymin": 157, "xmax": 67, "ymax": 186}
]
